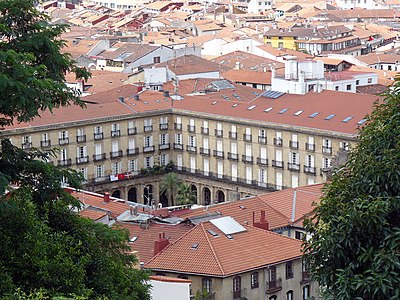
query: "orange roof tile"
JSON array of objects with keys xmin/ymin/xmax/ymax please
[
  {"xmin": 222, "ymin": 69, "xmax": 272, "ymax": 85},
  {"xmin": 177, "ymin": 184, "xmax": 323, "ymax": 230},
  {"xmin": 145, "ymin": 222, "xmax": 303, "ymax": 276},
  {"xmin": 79, "ymin": 209, "xmax": 108, "ymax": 221},
  {"xmin": 117, "ymin": 222, "xmax": 193, "ymax": 263}
]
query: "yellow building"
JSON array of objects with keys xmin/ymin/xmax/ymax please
[{"xmin": 2, "ymin": 80, "xmax": 377, "ymax": 206}]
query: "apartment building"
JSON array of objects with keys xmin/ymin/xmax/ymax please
[
  {"xmin": 2, "ymin": 81, "xmax": 377, "ymax": 206},
  {"xmin": 145, "ymin": 217, "xmax": 317, "ymax": 300}
]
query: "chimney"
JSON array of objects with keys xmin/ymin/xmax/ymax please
[
  {"xmin": 253, "ymin": 210, "xmax": 269, "ymax": 230},
  {"xmin": 104, "ymin": 192, "xmax": 110, "ymax": 203},
  {"xmin": 119, "ymin": 96, "xmax": 125, "ymax": 102},
  {"xmin": 133, "ymin": 94, "xmax": 139, "ymax": 100},
  {"xmin": 154, "ymin": 233, "xmax": 169, "ymax": 256}
]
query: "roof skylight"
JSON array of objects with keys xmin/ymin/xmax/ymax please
[
  {"xmin": 309, "ymin": 112, "xmax": 319, "ymax": 118},
  {"xmin": 247, "ymin": 105, "xmax": 256, "ymax": 110},
  {"xmin": 342, "ymin": 116, "xmax": 353, "ymax": 123},
  {"xmin": 325, "ymin": 114, "xmax": 336, "ymax": 120},
  {"xmin": 294, "ymin": 110, "xmax": 303, "ymax": 116},
  {"xmin": 357, "ymin": 119, "xmax": 367, "ymax": 125},
  {"xmin": 264, "ymin": 107, "xmax": 273, "ymax": 112},
  {"xmin": 279, "ymin": 108, "xmax": 289, "ymax": 114}
]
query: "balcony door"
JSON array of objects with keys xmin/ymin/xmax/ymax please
[{"xmin": 233, "ymin": 276, "xmax": 241, "ymax": 299}]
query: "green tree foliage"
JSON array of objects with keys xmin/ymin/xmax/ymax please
[
  {"xmin": 159, "ymin": 172, "xmax": 182, "ymax": 206},
  {"xmin": 0, "ymin": 0, "xmax": 89, "ymax": 128},
  {"xmin": 0, "ymin": 1, "xmax": 150, "ymax": 298},
  {"xmin": 303, "ymin": 80, "xmax": 400, "ymax": 300},
  {"xmin": 176, "ymin": 183, "xmax": 197, "ymax": 205}
]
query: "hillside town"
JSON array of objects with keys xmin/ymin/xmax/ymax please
[{"xmin": 2, "ymin": 0, "xmax": 400, "ymax": 298}]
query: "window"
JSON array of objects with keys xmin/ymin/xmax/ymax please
[
  {"xmin": 78, "ymin": 167, "xmax": 87, "ymax": 180},
  {"xmin": 128, "ymin": 159, "xmax": 138, "ymax": 172},
  {"xmin": 356, "ymin": 80, "xmax": 360, "ymax": 85},
  {"xmin": 144, "ymin": 156, "xmax": 154, "ymax": 168},
  {"xmin": 160, "ymin": 154, "xmax": 169, "ymax": 166},
  {"xmin": 251, "ymin": 272, "xmax": 259, "ymax": 288},
  {"xmin": 367, "ymin": 77, "xmax": 372, "ymax": 83},
  {"xmin": 233, "ymin": 276, "xmax": 241, "ymax": 297},
  {"xmin": 153, "ymin": 56, "xmax": 160, "ymax": 63},
  {"xmin": 303, "ymin": 285, "xmax": 310, "ymax": 300},
  {"xmin": 335, "ymin": 86, "xmax": 339, "ymax": 91},
  {"xmin": 202, "ymin": 278, "xmax": 212, "ymax": 293},
  {"xmin": 144, "ymin": 136, "xmax": 153, "ymax": 147},
  {"xmin": 286, "ymin": 261, "xmax": 294, "ymax": 279},
  {"xmin": 175, "ymin": 133, "xmax": 182, "ymax": 144},
  {"xmin": 287, "ymin": 290, "xmax": 294, "ymax": 300},
  {"xmin": 111, "ymin": 162, "xmax": 121, "ymax": 175},
  {"xmin": 295, "ymin": 231, "xmax": 305, "ymax": 240},
  {"xmin": 77, "ymin": 146, "xmax": 87, "ymax": 158},
  {"xmin": 160, "ymin": 133, "xmax": 168, "ymax": 145},
  {"xmin": 323, "ymin": 157, "xmax": 331, "ymax": 168},
  {"xmin": 346, "ymin": 84, "xmax": 352, "ymax": 91},
  {"xmin": 94, "ymin": 126, "xmax": 102, "ymax": 134},
  {"xmin": 95, "ymin": 165, "xmax": 104, "ymax": 178}
]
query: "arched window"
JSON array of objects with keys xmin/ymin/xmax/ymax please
[
  {"xmin": 287, "ymin": 290, "xmax": 294, "ymax": 300},
  {"xmin": 233, "ymin": 276, "xmax": 241, "ymax": 298},
  {"xmin": 251, "ymin": 272, "xmax": 259, "ymax": 288}
]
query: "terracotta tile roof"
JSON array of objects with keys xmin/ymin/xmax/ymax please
[
  {"xmin": 176, "ymin": 184, "xmax": 323, "ymax": 230},
  {"xmin": 172, "ymin": 89, "xmax": 378, "ymax": 135},
  {"xmin": 356, "ymin": 53, "xmax": 400, "ymax": 65},
  {"xmin": 222, "ymin": 69, "xmax": 272, "ymax": 85},
  {"xmin": 79, "ymin": 209, "xmax": 108, "ymax": 221},
  {"xmin": 211, "ymin": 51, "xmax": 284, "ymax": 71},
  {"xmin": 356, "ymin": 84, "xmax": 389, "ymax": 95},
  {"xmin": 145, "ymin": 222, "xmax": 303, "ymax": 276},
  {"xmin": 313, "ymin": 57, "xmax": 348, "ymax": 65},
  {"xmin": 62, "ymin": 38, "xmax": 99, "ymax": 59},
  {"xmin": 98, "ymin": 43, "xmax": 157, "ymax": 62},
  {"xmin": 150, "ymin": 275, "xmax": 191, "ymax": 283},
  {"xmin": 323, "ymin": 70, "xmax": 375, "ymax": 81},
  {"xmin": 70, "ymin": 189, "xmax": 130, "ymax": 219},
  {"xmin": 256, "ymin": 44, "xmax": 314, "ymax": 60},
  {"xmin": 348, "ymin": 65, "xmax": 396, "ymax": 86},
  {"xmin": 155, "ymin": 55, "xmax": 222, "ymax": 75},
  {"xmin": 322, "ymin": 8, "xmax": 397, "ymax": 19},
  {"xmin": 117, "ymin": 222, "xmax": 193, "ymax": 263}
]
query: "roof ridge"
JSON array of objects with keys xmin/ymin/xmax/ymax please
[
  {"xmin": 201, "ymin": 223, "xmax": 225, "ymax": 276},
  {"xmin": 244, "ymin": 224, "xmax": 303, "ymax": 244}
]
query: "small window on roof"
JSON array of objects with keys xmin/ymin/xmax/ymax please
[
  {"xmin": 279, "ymin": 108, "xmax": 289, "ymax": 114},
  {"xmin": 264, "ymin": 107, "xmax": 273, "ymax": 112},
  {"xmin": 191, "ymin": 243, "xmax": 199, "ymax": 249},
  {"xmin": 325, "ymin": 114, "xmax": 335, "ymax": 120},
  {"xmin": 247, "ymin": 105, "xmax": 256, "ymax": 110},
  {"xmin": 294, "ymin": 110, "xmax": 303, "ymax": 116},
  {"xmin": 357, "ymin": 119, "xmax": 367, "ymax": 125},
  {"xmin": 232, "ymin": 103, "xmax": 239, "ymax": 107},
  {"xmin": 342, "ymin": 116, "xmax": 353, "ymax": 123},
  {"xmin": 212, "ymin": 101, "xmax": 217, "ymax": 105},
  {"xmin": 129, "ymin": 236, "xmax": 138, "ymax": 243},
  {"xmin": 309, "ymin": 112, "xmax": 319, "ymax": 118}
]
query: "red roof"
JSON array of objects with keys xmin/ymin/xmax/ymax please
[
  {"xmin": 117, "ymin": 222, "xmax": 193, "ymax": 263},
  {"xmin": 177, "ymin": 184, "xmax": 323, "ymax": 229},
  {"xmin": 145, "ymin": 222, "xmax": 303, "ymax": 276}
]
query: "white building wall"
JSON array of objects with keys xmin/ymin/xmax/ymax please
[
  {"xmin": 150, "ymin": 279, "xmax": 190, "ymax": 300},
  {"xmin": 221, "ymin": 38, "xmax": 263, "ymax": 55},
  {"xmin": 177, "ymin": 71, "xmax": 220, "ymax": 80}
]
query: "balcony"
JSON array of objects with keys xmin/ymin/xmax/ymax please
[
  {"xmin": 229, "ymin": 131, "xmax": 237, "ymax": 140},
  {"xmin": 243, "ymin": 134, "xmax": 252, "ymax": 142},
  {"xmin": 322, "ymin": 146, "xmax": 332, "ymax": 155},
  {"xmin": 257, "ymin": 181, "xmax": 268, "ymax": 188},
  {"xmin": 257, "ymin": 157, "xmax": 268, "ymax": 166},
  {"xmin": 174, "ymin": 123, "xmax": 182, "ymax": 131},
  {"xmin": 186, "ymin": 145, "xmax": 197, "ymax": 153},
  {"xmin": 144, "ymin": 125, "xmax": 153, "ymax": 132},
  {"xmin": 215, "ymin": 129, "xmax": 223, "ymax": 138},
  {"xmin": 289, "ymin": 141, "xmax": 299, "ymax": 149},
  {"xmin": 187, "ymin": 125, "xmax": 196, "ymax": 133},
  {"xmin": 288, "ymin": 162, "xmax": 300, "ymax": 172},
  {"xmin": 228, "ymin": 152, "xmax": 238, "ymax": 161},
  {"xmin": 232, "ymin": 288, "xmax": 247, "ymax": 299},
  {"xmin": 304, "ymin": 165, "xmax": 316, "ymax": 175},
  {"xmin": 159, "ymin": 123, "xmax": 168, "ymax": 130},
  {"xmin": 127, "ymin": 148, "xmax": 139, "ymax": 156},
  {"xmin": 258, "ymin": 136, "xmax": 267, "ymax": 144},
  {"xmin": 159, "ymin": 143, "xmax": 170, "ymax": 150},
  {"xmin": 274, "ymin": 138, "xmax": 283, "ymax": 147},
  {"xmin": 59, "ymin": 138, "xmax": 69, "ymax": 145},
  {"xmin": 76, "ymin": 135, "xmax": 86, "ymax": 143},
  {"xmin": 306, "ymin": 143, "xmax": 315, "ymax": 152},
  {"xmin": 143, "ymin": 145, "xmax": 155, "ymax": 153},
  {"xmin": 94, "ymin": 132, "xmax": 104, "ymax": 140},
  {"xmin": 40, "ymin": 140, "xmax": 51, "ymax": 148},
  {"xmin": 213, "ymin": 150, "xmax": 224, "ymax": 159},
  {"xmin": 93, "ymin": 153, "xmax": 106, "ymax": 161},
  {"xmin": 272, "ymin": 160, "xmax": 284, "ymax": 169},
  {"xmin": 301, "ymin": 271, "xmax": 311, "ymax": 284},
  {"xmin": 266, "ymin": 278, "xmax": 282, "ymax": 294},
  {"xmin": 111, "ymin": 130, "xmax": 121, "ymax": 137},
  {"xmin": 22, "ymin": 142, "xmax": 32, "ymax": 150},
  {"xmin": 173, "ymin": 143, "xmax": 183, "ymax": 151},
  {"xmin": 110, "ymin": 150, "xmax": 123, "ymax": 158},
  {"xmin": 127, "ymin": 127, "xmax": 137, "ymax": 135},
  {"xmin": 320, "ymin": 167, "xmax": 331, "ymax": 176},
  {"xmin": 242, "ymin": 155, "xmax": 253, "ymax": 164},
  {"xmin": 201, "ymin": 127, "xmax": 209, "ymax": 135},
  {"xmin": 58, "ymin": 158, "xmax": 72, "ymax": 167},
  {"xmin": 76, "ymin": 156, "xmax": 89, "ymax": 165},
  {"xmin": 200, "ymin": 147, "xmax": 210, "ymax": 156}
]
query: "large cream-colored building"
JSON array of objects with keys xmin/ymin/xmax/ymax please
[{"xmin": 2, "ymin": 80, "xmax": 377, "ymax": 206}]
